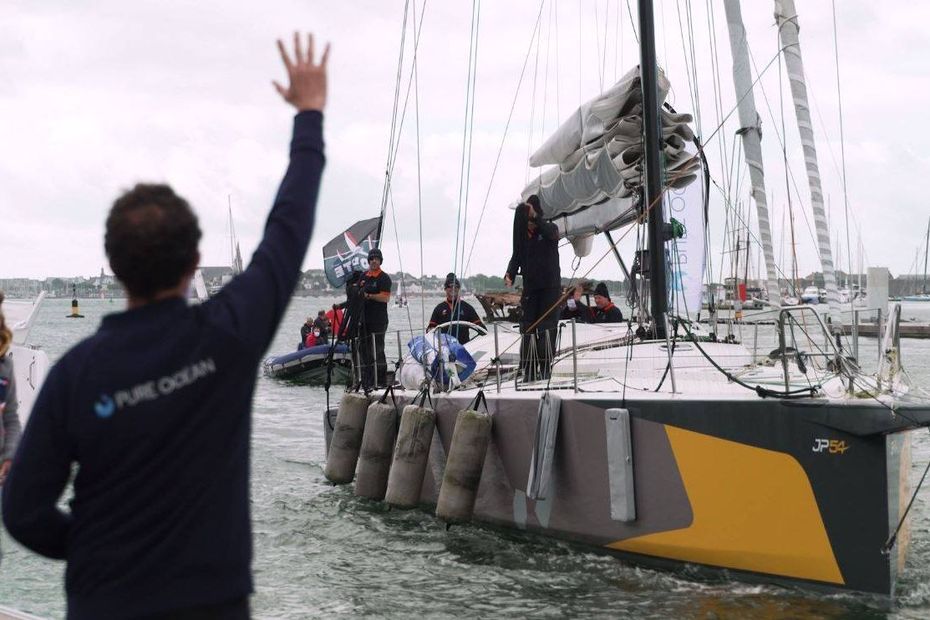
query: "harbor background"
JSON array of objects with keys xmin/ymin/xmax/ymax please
[{"xmin": 2, "ymin": 297, "xmax": 929, "ymax": 619}]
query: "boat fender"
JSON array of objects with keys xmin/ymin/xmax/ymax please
[
  {"xmin": 323, "ymin": 391, "xmax": 370, "ymax": 484},
  {"xmin": 355, "ymin": 387, "xmax": 399, "ymax": 500},
  {"xmin": 385, "ymin": 389, "xmax": 436, "ymax": 508},
  {"xmin": 436, "ymin": 391, "xmax": 492, "ymax": 523},
  {"xmin": 526, "ymin": 392, "xmax": 561, "ymax": 500}
]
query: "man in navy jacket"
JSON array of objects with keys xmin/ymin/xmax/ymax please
[{"xmin": 2, "ymin": 33, "xmax": 330, "ymax": 619}]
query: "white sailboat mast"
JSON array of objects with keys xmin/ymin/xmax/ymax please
[
  {"xmin": 723, "ymin": 0, "xmax": 781, "ymax": 308},
  {"xmin": 775, "ymin": 0, "xmax": 842, "ymax": 324}
]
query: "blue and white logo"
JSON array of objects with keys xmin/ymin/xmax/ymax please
[{"xmin": 94, "ymin": 394, "xmax": 116, "ymax": 418}]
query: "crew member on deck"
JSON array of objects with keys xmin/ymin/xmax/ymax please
[
  {"xmin": 504, "ymin": 195, "xmax": 561, "ymax": 381},
  {"xmin": 357, "ymin": 248, "xmax": 391, "ymax": 388},
  {"xmin": 560, "ymin": 283, "xmax": 592, "ymax": 323},
  {"xmin": 427, "ymin": 273, "xmax": 485, "ymax": 345},
  {"xmin": 591, "ymin": 282, "xmax": 624, "ymax": 323}
]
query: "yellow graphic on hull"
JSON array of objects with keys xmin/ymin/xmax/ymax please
[{"xmin": 608, "ymin": 425, "xmax": 844, "ymax": 585}]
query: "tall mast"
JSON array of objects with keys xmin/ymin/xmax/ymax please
[
  {"xmin": 637, "ymin": 0, "xmax": 668, "ymax": 339},
  {"xmin": 723, "ymin": 0, "xmax": 782, "ymax": 308},
  {"xmin": 775, "ymin": 0, "xmax": 841, "ymax": 326},
  {"xmin": 923, "ymin": 221, "xmax": 930, "ymax": 295}
]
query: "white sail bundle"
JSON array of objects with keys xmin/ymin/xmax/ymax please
[{"xmin": 521, "ymin": 66, "xmax": 702, "ymax": 249}]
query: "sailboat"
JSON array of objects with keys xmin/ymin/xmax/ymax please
[
  {"xmin": 322, "ymin": 0, "xmax": 930, "ymax": 595},
  {"xmin": 903, "ymin": 217, "xmax": 930, "ymax": 301},
  {"xmin": 3, "ymin": 292, "xmax": 50, "ymax": 424}
]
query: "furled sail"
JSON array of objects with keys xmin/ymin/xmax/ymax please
[{"xmin": 520, "ymin": 66, "xmax": 702, "ymax": 251}]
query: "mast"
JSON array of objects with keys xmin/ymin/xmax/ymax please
[
  {"xmin": 723, "ymin": 0, "xmax": 782, "ymax": 308},
  {"xmin": 775, "ymin": 0, "xmax": 841, "ymax": 326},
  {"xmin": 923, "ymin": 221, "xmax": 930, "ymax": 295},
  {"xmin": 637, "ymin": 0, "xmax": 668, "ymax": 339}
]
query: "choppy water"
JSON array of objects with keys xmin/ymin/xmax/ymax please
[{"xmin": 2, "ymin": 297, "xmax": 930, "ymax": 619}]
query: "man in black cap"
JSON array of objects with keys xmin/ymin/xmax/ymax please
[
  {"xmin": 591, "ymin": 282, "xmax": 624, "ymax": 323},
  {"xmin": 356, "ymin": 248, "xmax": 391, "ymax": 387},
  {"xmin": 504, "ymin": 194, "xmax": 561, "ymax": 381},
  {"xmin": 427, "ymin": 273, "xmax": 485, "ymax": 345}
]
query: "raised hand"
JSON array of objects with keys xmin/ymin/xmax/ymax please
[{"xmin": 273, "ymin": 32, "xmax": 330, "ymax": 112}]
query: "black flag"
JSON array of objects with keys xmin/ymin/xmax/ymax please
[{"xmin": 322, "ymin": 217, "xmax": 381, "ymax": 287}]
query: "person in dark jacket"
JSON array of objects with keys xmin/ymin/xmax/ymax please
[
  {"xmin": 0, "ymin": 292, "xmax": 22, "ymax": 490},
  {"xmin": 299, "ymin": 314, "xmax": 315, "ymax": 349},
  {"xmin": 504, "ymin": 195, "xmax": 561, "ymax": 381},
  {"xmin": 356, "ymin": 248, "xmax": 391, "ymax": 388},
  {"xmin": 427, "ymin": 273, "xmax": 485, "ymax": 345},
  {"xmin": 313, "ymin": 310, "xmax": 330, "ymax": 344},
  {"xmin": 591, "ymin": 282, "xmax": 624, "ymax": 323},
  {"xmin": 560, "ymin": 283, "xmax": 592, "ymax": 323},
  {"xmin": 2, "ymin": 33, "xmax": 329, "ymax": 620}
]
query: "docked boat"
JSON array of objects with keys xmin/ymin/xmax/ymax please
[
  {"xmin": 263, "ymin": 343, "xmax": 352, "ymax": 384},
  {"xmin": 3, "ymin": 292, "xmax": 50, "ymax": 423},
  {"xmin": 320, "ymin": 0, "xmax": 930, "ymax": 597}
]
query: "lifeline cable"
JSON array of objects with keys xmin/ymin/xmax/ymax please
[{"xmin": 884, "ymin": 430, "xmax": 930, "ymax": 554}]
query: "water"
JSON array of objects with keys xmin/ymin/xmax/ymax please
[{"xmin": 2, "ymin": 297, "xmax": 930, "ymax": 619}]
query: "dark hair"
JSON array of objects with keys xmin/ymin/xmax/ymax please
[
  {"xmin": 105, "ymin": 183, "xmax": 201, "ymax": 299},
  {"xmin": 525, "ymin": 194, "xmax": 542, "ymax": 217}
]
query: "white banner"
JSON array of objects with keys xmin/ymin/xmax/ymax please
[{"xmin": 665, "ymin": 153, "xmax": 706, "ymax": 319}]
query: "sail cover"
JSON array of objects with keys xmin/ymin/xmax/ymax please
[
  {"xmin": 322, "ymin": 217, "xmax": 381, "ymax": 287},
  {"xmin": 521, "ymin": 66, "xmax": 702, "ymax": 251}
]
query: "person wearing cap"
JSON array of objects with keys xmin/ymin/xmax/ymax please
[
  {"xmin": 591, "ymin": 282, "xmax": 624, "ymax": 323},
  {"xmin": 504, "ymin": 194, "xmax": 561, "ymax": 381},
  {"xmin": 427, "ymin": 273, "xmax": 485, "ymax": 345},
  {"xmin": 560, "ymin": 283, "xmax": 592, "ymax": 323},
  {"xmin": 356, "ymin": 248, "xmax": 392, "ymax": 388}
]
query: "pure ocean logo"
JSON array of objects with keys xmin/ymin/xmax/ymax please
[
  {"xmin": 93, "ymin": 358, "xmax": 217, "ymax": 419},
  {"xmin": 94, "ymin": 394, "xmax": 116, "ymax": 418}
]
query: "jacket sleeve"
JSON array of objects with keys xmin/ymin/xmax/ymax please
[
  {"xmin": 427, "ymin": 304, "xmax": 442, "ymax": 328},
  {"xmin": 539, "ymin": 219, "xmax": 560, "ymax": 240},
  {"xmin": 1, "ymin": 366, "xmax": 21, "ymax": 461},
  {"xmin": 203, "ymin": 111, "xmax": 326, "ymax": 357},
  {"xmin": 2, "ymin": 364, "xmax": 74, "ymax": 559}
]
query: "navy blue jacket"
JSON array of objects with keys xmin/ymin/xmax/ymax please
[{"xmin": 2, "ymin": 111, "xmax": 325, "ymax": 619}]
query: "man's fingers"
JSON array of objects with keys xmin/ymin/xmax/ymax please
[
  {"xmin": 277, "ymin": 39, "xmax": 294, "ymax": 73},
  {"xmin": 293, "ymin": 31, "xmax": 303, "ymax": 65},
  {"xmin": 272, "ymin": 81, "xmax": 288, "ymax": 98},
  {"xmin": 320, "ymin": 42, "xmax": 331, "ymax": 67},
  {"xmin": 307, "ymin": 33, "xmax": 315, "ymax": 65}
]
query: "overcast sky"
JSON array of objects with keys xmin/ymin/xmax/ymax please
[{"xmin": 2, "ymin": 0, "xmax": 929, "ymax": 283}]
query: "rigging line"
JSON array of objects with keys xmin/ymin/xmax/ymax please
[
  {"xmin": 613, "ymin": 0, "xmax": 620, "ymax": 82},
  {"xmin": 526, "ymin": 1, "xmax": 543, "ymax": 186},
  {"xmin": 745, "ymin": 39, "xmax": 848, "ymax": 279},
  {"xmin": 594, "ymin": 0, "xmax": 604, "ymax": 93},
  {"xmin": 462, "ymin": 0, "xmax": 546, "ymax": 275},
  {"xmin": 453, "ymin": 0, "xmax": 481, "ymax": 276},
  {"xmin": 832, "ymin": 0, "xmax": 853, "ymax": 308},
  {"xmin": 388, "ymin": 188, "xmax": 415, "ymax": 327},
  {"xmin": 554, "ymin": 0, "xmax": 560, "ymax": 122},
  {"xmin": 379, "ymin": 0, "xmax": 412, "ymax": 223},
  {"xmin": 412, "ymin": 0, "xmax": 427, "ymax": 330},
  {"xmin": 459, "ymin": 0, "xmax": 482, "ymax": 278},
  {"xmin": 382, "ymin": 1, "xmax": 430, "ymax": 224},
  {"xmin": 885, "ymin": 432, "xmax": 930, "ymax": 553},
  {"xmin": 624, "ymin": 0, "xmax": 639, "ymax": 44}
]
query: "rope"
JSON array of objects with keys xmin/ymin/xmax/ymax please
[
  {"xmin": 884, "ymin": 435, "xmax": 930, "ymax": 554},
  {"xmin": 412, "ymin": 0, "xmax": 427, "ymax": 330},
  {"xmin": 832, "ymin": 0, "xmax": 854, "ymax": 310},
  {"xmin": 463, "ymin": 0, "xmax": 546, "ymax": 275},
  {"xmin": 453, "ymin": 0, "xmax": 481, "ymax": 277}
]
